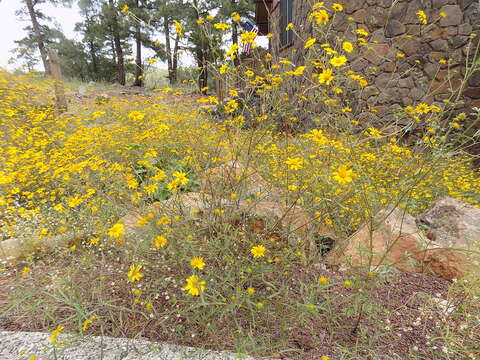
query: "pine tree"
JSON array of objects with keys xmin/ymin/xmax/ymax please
[{"xmin": 15, "ymin": 0, "xmax": 72, "ymax": 74}]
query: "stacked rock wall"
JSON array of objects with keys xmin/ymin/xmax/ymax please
[{"xmin": 267, "ymin": 0, "xmax": 480, "ymax": 121}]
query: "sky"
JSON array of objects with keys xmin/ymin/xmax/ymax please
[
  {"xmin": 0, "ymin": 0, "xmax": 267, "ymax": 72},
  {"xmin": 0, "ymin": 0, "xmax": 169, "ymax": 71},
  {"xmin": 0, "ymin": 0, "xmax": 83, "ymax": 70}
]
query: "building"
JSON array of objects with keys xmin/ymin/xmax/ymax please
[{"xmin": 252, "ymin": 0, "xmax": 480, "ymax": 117}]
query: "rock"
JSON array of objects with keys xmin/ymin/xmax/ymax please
[
  {"xmin": 0, "ymin": 238, "xmax": 25, "ymax": 264},
  {"xmin": 380, "ymin": 61, "xmax": 396, "ymax": 72},
  {"xmin": 385, "ymin": 19, "xmax": 406, "ymax": 37},
  {"xmin": 429, "ymin": 25, "xmax": 449, "ymax": 40},
  {"xmin": 432, "ymin": 0, "xmax": 450, "ymax": 8},
  {"xmin": 430, "ymin": 78, "xmax": 462, "ymax": 96},
  {"xmin": 399, "ymin": 77, "xmax": 414, "ymax": 88},
  {"xmin": 0, "ymin": 331, "xmax": 259, "ymax": 360},
  {"xmin": 378, "ymin": 0, "xmax": 393, "ymax": 7},
  {"xmin": 352, "ymin": 9, "xmax": 368, "ymax": 23},
  {"xmin": 450, "ymin": 35, "xmax": 468, "ymax": 49},
  {"xmin": 239, "ymin": 200, "xmax": 322, "ymax": 255},
  {"xmin": 424, "ymin": 62, "xmax": 439, "ymax": 78},
  {"xmin": 371, "ymin": 29, "xmax": 387, "ymax": 43},
  {"xmin": 391, "ymin": 2, "xmax": 408, "ymax": 19},
  {"xmin": 439, "ymin": 5, "xmax": 463, "ymax": 26},
  {"xmin": 445, "ymin": 26, "xmax": 458, "ymax": 37},
  {"xmin": 345, "ymin": 0, "xmax": 366, "ymax": 14},
  {"xmin": 121, "ymin": 192, "xmax": 216, "ymax": 236},
  {"xmin": 394, "ymin": 37, "xmax": 421, "ymax": 57},
  {"xmin": 200, "ymin": 105, "xmax": 217, "ymax": 113},
  {"xmin": 463, "ymin": 87, "xmax": 480, "ymax": 99},
  {"xmin": 77, "ymin": 85, "xmax": 87, "ymax": 96},
  {"xmin": 458, "ymin": 23, "xmax": 472, "ymax": 35},
  {"xmin": 416, "ymin": 197, "xmax": 480, "ymax": 250},
  {"xmin": 410, "ymin": 87, "xmax": 425, "ymax": 101},
  {"xmin": 404, "ymin": 2, "xmax": 428, "ymax": 24},
  {"xmin": 0, "ymin": 232, "xmax": 82, "ymax": 264},
  {"xmin": 327, "ymin": 208, "xmax": 474, "ymax": 280},
  {"xmin": 364, "ymin": 43, "xmax": 391, "ymax": 65},
  {"xmin": 471, "ymin": 98, "xmax": 480, "ymax": 108},
  {"xmin": 405, "ymin": 25, "xmax": 421, "ymax": 36},
  {"xmin": 357, "ymin": 111, "xmax": 379, "ymax": 123},
  {"xmin": 119, "ymin": 191, "xmax": 324, "ymax": 256},
  {"xmin": 375, "ymin": 73, "xmax": 396, "ymax": 88},
  {"xmin": 430, "ymin": 39, "xmax": 449, "ymax": 51},
  {"xmin": 469, "ymin": 70, "xmax": 480, "ymax": 87},
  {"xmin": 366, "ymin": 7, "xmax": 388, "ymax": 27},
  {"xmin": 199, "ymin": 161, "xmax": 275, "ymax": 198},
  {"xmin": 350, "ymin": 58, "xmax": 368, "ymax": 72}
]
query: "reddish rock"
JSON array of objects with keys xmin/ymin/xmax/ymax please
[
  {"xmin": 394, "ymin": 37, "xmax": 421, "ymax": 57},
  {"xmin": 364, "ymin": 43, "xmax": 390, "ymax": 65},
  {"xmin": 199, "ymin": 161, "xmax": 274, "ymax": 198},
  {"xmin": 463, "ymin": 87, "xmax": 480, "ymax": 99},
  {"xmin": 239, "ymin": 200, "xmax": 319, "ymax": 255},
  {"xmin": 327, "ymin": 208, "xmax": 473, "ymax": 280},
  {"xmin": 429, "ymin": 25, "xmax": 449, "ymax": 40},
  {"xmin": 352, "ymin": 9, "xmax": 368, "ymax": 23}
]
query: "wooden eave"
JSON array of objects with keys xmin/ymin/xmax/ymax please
[{"xmin": 253, "ymin": 0, "xmax": 272, "ymax": 35}]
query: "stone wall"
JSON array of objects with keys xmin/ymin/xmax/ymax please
[{"xmin": 267, "ymin": 0, "xmax": 480, "ymax": 122}]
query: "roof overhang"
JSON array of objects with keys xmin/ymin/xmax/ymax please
[{"xmin": 253, "ymin": 0, "xmax": 272, "ymax": 35}]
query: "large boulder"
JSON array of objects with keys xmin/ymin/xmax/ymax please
[
  {"xmin": 238, "ymin": 200, "xmax": 323, "ymax": 256},
  {"xmin": 199, "ymin": 161, "xmax": 277, "ymax": 199},
  {"xmin": 327, "ymin": 208, "xmax": 475, "ymax": 280},
  {"xmin": 416, "ymin": 197, "xmax": 480, "ymax": 250},
  {"xmin": 119, "ymin": 192, "xmax": 324, "ymax": 257},
  {"xmin": 120, "ymin": 192, "xmax": 216, "ymax": 236},
  {"xmin": 0, "ymin": 232, "xmax": 81, "ymax": 264}
]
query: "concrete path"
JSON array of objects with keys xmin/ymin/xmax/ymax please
[{"xmin": 0, "ymin": 331, "xmax": 257, "ymax": 360}]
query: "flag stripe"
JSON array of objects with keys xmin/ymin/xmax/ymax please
[{"xmin": 242, "ymin": 22, "xmax": 258, "ymax": 55}]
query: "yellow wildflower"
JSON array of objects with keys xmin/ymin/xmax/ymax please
[
  {"xmin": 417, "ymin": 10, "xmax": 427, "ymax": 24},
  {"xmin": 184, "ymin": 274, "xmax": 206, "ymax": 296},
  {"xmin": 318, "ymin": 68, "xmax": 334, "ymax": 85},
  {"xmin": 127, "ymin": 264, "xmax": 143, "ymax": 283},
  {"xmin": 342, "ymin": 41, "xmax": 353, "ymax": 53},
  {"xmin": 251, "ymin": 245, "xmax": 266, "ymax": 258},
  {"xmin": 190, "ymin": 256, "xmax": 206, "ymax": 270},
  {"xmin": 333, "ymin": 165, "xmax": 355, "ymax": 185},
  {"xmin": 330, "ymin": 55, "xmax": 347, "ymax": 67},
  {"xmin": 154, "ymin": 235, "xmax": 168, "ymax": 248},
  {"xmin": 304, "ymin": 38, "xmax": 317, "ymax": 49}
]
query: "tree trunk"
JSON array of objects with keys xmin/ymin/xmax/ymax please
[
  {"xmin": 192, "ymin": 0, "xmax": 208, "ymax": 93},
  {"xmin": 111, "ymin": 39, "xmax": 117, "ymax": 64},
  {"xmin": 133, "ymin": 27, "xmax": 143, "ymax": 86},
  {"xmin": 232, "ymin": 23, "xmax": 240, "ymax": 67},
  {"xmin": 231, "ymin": 0, "xmax": 240, "ymax": 67},
  {"xmin": 196, "ymin": 48, "xmax": 208, "ymax": 94},
  {"xmin": 88, "ymin": 39, "xmax": 98, "ymax": 80},
  {"xmin": 164, "ymin": 15, "xmax": 174, "ymax": 85},
  {"xmin": 133, "ymin": 0, "xmax": 143, "ymax": 87},
  {"xmin": 171, "ymin": 33, "xmax": 179, "ymax": 84},
  {"xmin": 48, "ymin": 50, "xmax": 67, "ymax": 113},
  {"xmin": 25, "ymin": 0, "xmax": 50, "ymax": 74},
  {"xmin": 109, "ymin": 0, "xmax": 125, "ymax": 85}
]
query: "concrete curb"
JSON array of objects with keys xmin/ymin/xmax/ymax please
[{"xmin": 0, "ymin": 331, "xmax": 257, "ymax": 360}]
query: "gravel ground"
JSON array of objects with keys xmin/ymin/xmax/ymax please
[{"xmin": 0, "ymin": 331, "xmax": 258, "ymax": 360}]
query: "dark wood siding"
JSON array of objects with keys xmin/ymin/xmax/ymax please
[{"xmin": 279, "ymin": 0, "xmax": 293, "ymax": 47}]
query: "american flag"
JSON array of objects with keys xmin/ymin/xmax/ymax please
[{"xmin": 242, "ymin": 21, "xmax": 259, "ymax": 55}]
